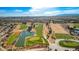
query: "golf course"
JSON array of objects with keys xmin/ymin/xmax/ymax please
[{"xmin": 59, "ymin": 40, "xmax": 79, "ymax": 48}]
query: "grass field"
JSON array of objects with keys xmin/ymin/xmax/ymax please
[
  {"xmin": 7, "ymin": 33, "xmax": 19, "ymax": 45},
  {"xmin": 25, "ymin": 23, "xmax": 49, "ymax": 47},
  {"xmin": 26, "ymin": 36, "xmax": 49, "ymax": 46},
  {"xmin": 6, "ymin": 23, "xmax": 48, "ymax": 48},
  {"xmin": 35, "ymin": 23, "xmax": 43, "ymax": 37},
  {"xmin": 20, "ymin": 23, "xmax": 27, "ymax": 30},
  {"xmin": 55, "ymin": 33, "xmax": 74, "ymax": 39},
  {"xmin": 26, "ymin": 36, "xmax": 43, "ymax": 46},
  {"xmin": 59, "ymin": 40, "xmax": 79, "ymax": 48},
  {"xmin": 15, "ymin": 23, "xmax": 44, "ymax": 47}
]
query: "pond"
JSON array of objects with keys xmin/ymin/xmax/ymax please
[{"xmin": 15, "ymin": 31, "xmax": 34, "ymax": 47}]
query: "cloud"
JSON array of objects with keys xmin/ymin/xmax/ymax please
[
  {"xmin": 14, "ymin": 8, "xmax": 79, "ymax": 16},
  {"xmin": 22, "ymin": 7, "xmax": 58, "ymax": 16},
  {"xmin": 44, "ymin": 11, "xmax": 61, "ymax": 16},
  {"xmin": 62, "ymin": 9, "xmax": 79, "ymax": 14},
  {"xmin": 0, "ymin": 7, "xmax": 79, "ymax": 16},
  {"xmin": 21, "ymin": 8, "xmax": 44, "ymax": 16},
  {"xmin": 13, "ymin": 9, "xmax": 23, "ymax": 13}
]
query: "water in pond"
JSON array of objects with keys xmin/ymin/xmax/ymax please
[{"xmin": 16, "ymin": 31, "xmax": 34, "ymax": 47}]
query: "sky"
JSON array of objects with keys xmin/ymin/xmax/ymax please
[{"xmin": 0, "ymin": 7, "xmax": 79, "ymax": 16}]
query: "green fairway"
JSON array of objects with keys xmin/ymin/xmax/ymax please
[
  {"xmin": 7, "ymin": 33, "xmax": 19, "ymax": 45},
  {"xmin": 35, "ymin": 23, "xmax": 43, "ymax": 37},
  {"xmin": 55, "ymin": 33, "xmax": 74, "ymax": 39},
  {"xmin": 26, "ymin": 36, "xmax": 49, "ymax": 46},
  {"xmin": 20, "ymin": 23, "xmax": 27, "ymax": 30},
  {"xmin": 59, "ymin": 40, "xmax": 79, "ymax": 48},
  {"xmin": 26, "ymin": 36, "xmax": 43, "ymax": 46}
]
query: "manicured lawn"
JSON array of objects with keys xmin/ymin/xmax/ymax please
[
  {"xmin": 26, "ymin": 36, "xmax": 49, "ymax": 46},
  {"xmin": 35, "ymin": 23, "xmax": 43, "ymax": 37},
  {"xmin": 55, "ymin": 33, "xmax": 74, "ymax": 39},
  {"xmin": 20, "ymin": 23, "xmax": 27, "ymax": 30},
  {"xmin": 7, "ymin": 33, "xmax": 19, "ymax": 45},
  {"xmin": 59, "ymin": 40, "xmax": 79, "ymax": 48},
  {"xmin": 29, "ymin": 36, "xmax": 41, "ymax": 41},
  {"xmin": 26, "ymin": 36, "xmax": 43, "ymax": 46}
]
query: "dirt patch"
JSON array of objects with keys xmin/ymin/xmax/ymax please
[
  {"xmin": 43, "ymin": 24, "xmax": 49, "ymax": 35},
  {"xmin": 50, "ymin": 23, "xmax": 68, "ymax": 34},
  {"xmin": 13, "ymin": 25, "xmax": 22, "ymax": 34}
]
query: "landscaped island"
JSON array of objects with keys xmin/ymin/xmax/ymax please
[{"xmin": 59, "ymin": 40, "xmax": 79, "ymax": 48}]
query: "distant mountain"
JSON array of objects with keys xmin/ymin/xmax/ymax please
[{"xmin": 57, "ymin": 14, "xmax": 79, "ymax": 16}]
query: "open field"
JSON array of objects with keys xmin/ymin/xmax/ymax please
[
  {"xmin": 35, "ymin": 23, "xmax": 43, "ymax": 37},
  {"xmin": 50, "ymin": 23, "xmax": 68, "ymax": 34},
  {"xmin": 55, "ymin": 33, "xmax": 74, "ymax": 39},
  {"xmin": 49, "ymin": 23, "xmax": 74, "ymax": 40}
]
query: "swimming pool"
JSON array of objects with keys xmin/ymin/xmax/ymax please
[{"xmin": 15, "ymin": 31, "xmax": 34, "ymax": 47}]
